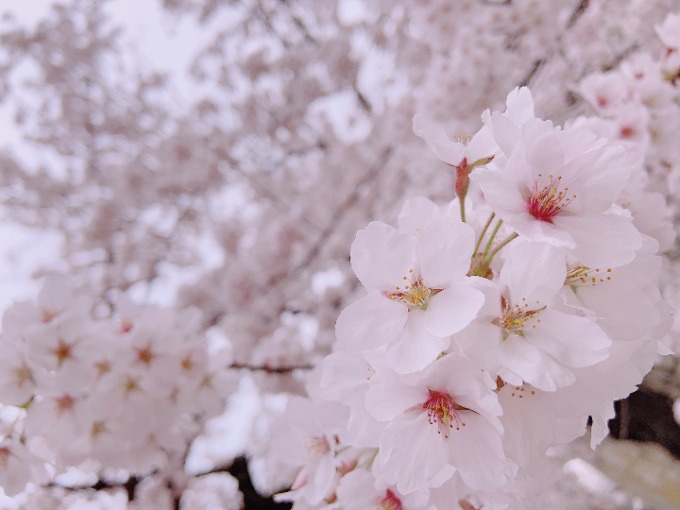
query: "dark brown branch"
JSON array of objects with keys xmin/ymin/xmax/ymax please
[
  {"xmin": 229, "ymin": 362, "xmax": 313, "ymax": 373},
  {"xmin": 566, "ymin": 0, "xmax": 590, "ymax": 28},
  {"xmin": 49, "ymin": 475, "xmax": 142, "ymax": 501},
  {"xmin": 519, "ymin": 59, "xmax": 544, "ymax": 87}
]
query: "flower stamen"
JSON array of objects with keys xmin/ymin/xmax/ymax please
[
  {"xmin": 386, "ymin": 270, "xmax": 436, "ymax": 310},
  {"xmin": 566, "ymin": 265, "xmax": 612, "ymax": 288},
  {"xmin": 305, "ymin": 436, "xmax": 330, "ymax": 461},
  {"xmin": 422, "ymin": 389, "xmax": 470, "ymax": 438},
  {"xmin": 526, "ymin": 174, "xmax": 575, "ymax": 223},
  {"xmin": 495, "ymin": 297, "xmax": 545, "ymax": 337},
  {"xmin": 379, "ymin": 489, "xmax": 403, "ymax": 510}
]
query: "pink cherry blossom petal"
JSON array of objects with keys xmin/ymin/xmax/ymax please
[
  {"xmin": 498, "ymin": 338, "xmax": 575, "ymax": 392},
  {"xmin": 557, "ymin": 213, "xmax": 641, "ymax": 268},
  {"xmin": 351, "ymin": 221, "xmax": 415, "ymax": 290},
  {"xmin": 397, "ymin": 197, "xmax": 443, "ymax": 235},
  {"xmin": 416, "ymin": 218, "xmax": 476, "ymax": 288},
  {"xmin": 375, "ymin": 414, "xmax": 451, "ymax": 495},
  {"xmin": 335, "ymin": 293, "xmax": 407, "ymax": 351},
  {"xmin": 386, "ymin": 310, "xmax": 450, "ymax": 373},
  {"xmin": 424, "ymin": 284, "xmax": 485, "ymax": 338},
  {"xmin": 526, "ymin": 310, "xmax": 611, "ymax": 368},
  {"xmin": 500, "ymin": 241, "xmax": 566, "ymax": 306}
]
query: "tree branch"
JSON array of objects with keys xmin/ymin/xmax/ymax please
[{"xmin": 229, "ymin": 362, "xmax": 313, "ymax": 373}]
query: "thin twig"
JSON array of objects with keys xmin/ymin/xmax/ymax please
[
  {"xmin": 473, "ymin": 212, "xmax": 495, "ymax": 256},
  {"xmin": 229, "ymin": 362, "xmax": 313, "ymax": 373}
]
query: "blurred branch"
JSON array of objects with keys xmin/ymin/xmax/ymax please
[
  {"xmin": 49, "ymin": 476, "xmax": 142, "ymax": 501},
  {"xmin": 293, "ymin": 145, "xmax": 395, "ymax": 274},
  {"xmin": 519, "ymin": 59, "xmax": 544, "ymax": 87},
  {"xmin": 228, "ymin": 362, "xmax": 313, "ymax": 373},
  {"xmin": 566, "ymin": 0, "xmax": 590, "ymax": 28}
]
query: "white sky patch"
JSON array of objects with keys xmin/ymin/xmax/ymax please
[
  {"xmin": 186, "ymin": 374, "xmax": 261, "ymax": 474},
  {"xmin": 280, "ymin": 311, "xmax": 318, "ymax": 351},
  {"xmin": 0, "ymin": 0, "xmax": 53, "ymax": 29},
  {"xmin": 105, "ymin": 0, "xmax": 246, "ymax": 114},
  {"xmin": 128, "ymin": 230, "xmax": 224, "ymax": 307},
  {"xmin": 0, "ymin": 223, "xmax": 62, "ymax": 317},
  {"xmin": 337, "ymin": 0, "xmax": 372, "ymax": 26},
  {"xmin": 312, "ymin": 267, "xmax": 345, "ymax": 295},
  {"xmin": 0, "ymin": 57, "xmax": 72, "ymax": 177},
  {"xmin": 307, "ymin": 90, "xmax": 372, "ymax": 143},
  {"xmin": 357, "ymin": 46, "xmax": 409, "ymax": 116}
]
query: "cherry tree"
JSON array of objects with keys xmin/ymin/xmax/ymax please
[{"xmin": 0, "ymin": 0, "xmax": 678, "ymax": 508}]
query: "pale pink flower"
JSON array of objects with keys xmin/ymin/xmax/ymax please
[
  {"xmin": 560, "ymin": 237, "xmax": 668, "ymax": 343},
  {"xmin": 318, "ymin": 350, "xmax": 385, "ymax": 447},
  {"xmin": 336, "ymin": 215, "xmax": 484, "ymax": 373},
  {"xmin": 0, "ymin": 341, "xmax": 36, "ymax": 406},
  {"xmin": 0, "ymin": 437, "xmax": 41, "ymax": 496},
  {"xmin": 578, "ymin": 72, "xmax": 631, "ymax": 113},
  {"xmin": 497, "ymin": 382, "xmax": 586, "ymax": 468},
  {"xmin": 366, "ymin": 355, "xmax": 511, "ymax": 494},
  {"xmin": 412, "ymin": 113, "xmax": 497, "ymax": 168},
  {"xmin": 456, "ymin": 241, "xmax": 611, "ymax": 391},
  {"xmin": 472, "ymin": 119, "xmax": 641, "ymax": 267},
  {"xmin": 335, "ymin": 469, "xmax": 434, "ymax": 510},
  {"xmin": 273, "ymin": 397, "xmax": 349, "ymax": 506},
  {"xmin": 656, "ymin": 13, "xmax": 680, "ymax": 50},
  {"xmin": 479, "ymin": 87, "xmax": 542, "ymax": 160}
]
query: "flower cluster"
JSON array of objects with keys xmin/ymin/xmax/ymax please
[
  {"xmin": 576, "ymin": 11, "xmax": 680, "ymax": 353},
  {"xmin": 273, "ymin": 86, "xmax": 673, "ymax": 509},
  {"xmin": 0, "ymin": 276, "xmax": 230, "ymax": 496}
]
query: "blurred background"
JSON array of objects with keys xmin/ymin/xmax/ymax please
[{"xmin": 0, "ymin": 0, "xmax": 679, "ymax": 508}]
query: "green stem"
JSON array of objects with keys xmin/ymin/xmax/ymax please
[
  {"xmin": 360, "ymin": 448, "xmax": 379, "ymax": 470},
  {"xmin": 459, "ymin": 197, "xmax": 466, "ymax": 223},
  {"xmin": 473, "ymin": 212, "xmax": 495, "ymax": 256},
  {"xmin": 335, "ymin": 445, "xmax": 352, "ymax": 456},
  {"xmin": 486, "ymin": 232, "xmax": 519, "ymax": 260},
  {"xmin": 482, "ymin": 219, "xmax": 503, "ymax": 258}
]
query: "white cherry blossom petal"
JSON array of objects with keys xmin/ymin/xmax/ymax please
[
  {"xmin": 351, "ymin": 221, "xmax": 415, "ymax": 290},
  {"xmin": 416, "ymin": 217, "xmax": 477, "ymax": 288},
  {"xmin": 335, "ymin": 293, "xmax": 407, "ymax": 351},
  {"xmin": 386, "ymin": 310, "xmax": 450, "ymax": 373},
  {"xmin": 424, "ymin": 284, "xmax": 485, "ymax": 338},
  {"xmin": 557, "ymin": 213, "xmax": 641, "ymax": 268}
]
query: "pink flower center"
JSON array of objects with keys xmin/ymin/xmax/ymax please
[
  {"xmin": 0, "ymin": 447, "xmax": 10, "ymax": 468},
  {"xmin": 496, "ymin": 296, "xmax": 545, "ymax": 337},
  {"xmin": 422, "ymin": 389, "xmax": 468, "ymax": 438},
  {"xmin": 91, "ymin": 421, "xmax": 107, "ymax": 438},
  {"xmin": 305, "ymin": 436, "xmax": 330, "ymax": 460},
  {"xmin": 387, "ymin": 270, "xmax": 434, "ymax": 310},
  {"xmin": 619, "ymin": 126, "xmax": 635, "ymax": 138},
  {"xmin": 379, "ymin": 489, "xmax": 403, "ymax": 510},
  {"xmin": 55, "ymin": 394, "xmax": 75, "ymax": 413},
  {"xmin": 12, "ymin": 365, "xmax": 32, "ymax": 387},
  {"xmin": 52, "ymin": 339, "xmax": 74, "ymax": 367},
  {"xmin": 526, "ymin": 174, "xmax": 575, "ymax": 223}
]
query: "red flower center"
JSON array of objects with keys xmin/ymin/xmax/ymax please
[
  {"xmin": 380, "ymin": 489, "xmax": 403, "ymax": 510},
  {"xmin": 422, "ymin": 389, "xmax": 469, "ymax": 438},
  {"xmin": 526, "ymin": 174, "xmax": 574, "ymax": 223}
]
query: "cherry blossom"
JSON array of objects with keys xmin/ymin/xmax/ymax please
[
  {"xmin": 366, "ymin": 355, "xmax": 512, "ymax": 494},
  {"xmin": 473, "ymin": 98, "xmax": 642, "ymax": 268},
  {"xmin": 0, "ymin": 1, "xmax": 678, "ymax": 508},
  {"xmin": 336, "ymin": 213, "xmax": 484, "ymax": 373}
]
